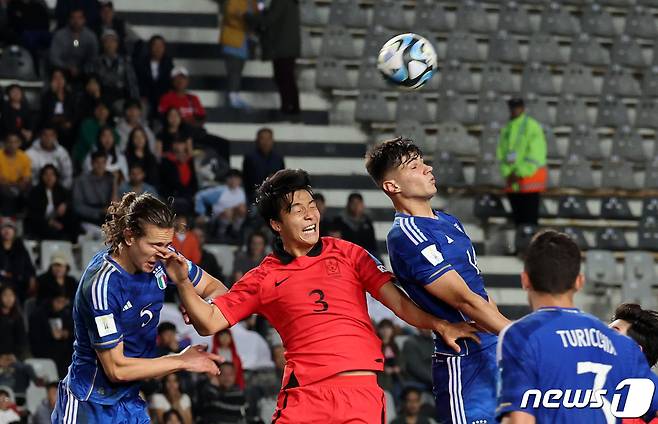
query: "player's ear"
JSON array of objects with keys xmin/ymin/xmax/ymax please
[
  {"xmin": 123, "ymin": 228, "xmax": 134, "ymax": 246},
  {"xmin": 520, "ymin": 271, "xmax": 532, "ymax": 291},
  {"xmin": 382, "ymin": 178, "xmax": 400, "ymax": 195},
  {"xmin": 269, "ymin": 219, "xmax": 282, "ymax": 234},
  {"xmin": 573, "ymin": 273, "xmax": 585, "ymax": 292}
]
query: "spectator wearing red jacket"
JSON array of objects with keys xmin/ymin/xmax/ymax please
[
  {"xmin": 211, "ymin": 329, "xmax": 245, "ymax": 389},
  {"xmin": 158, "ymin": 67, "xmax": 205, "ymax": 127}
]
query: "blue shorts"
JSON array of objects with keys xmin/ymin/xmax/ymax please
[
  {"xmin": 51, "ymin": 381, "xmax": 150, "ymax": 424},
  {"xmin": 432, "ymin": 343, "xmax": 497, "ymax": 424}
]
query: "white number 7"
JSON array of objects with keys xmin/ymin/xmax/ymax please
[{"xmin": 577, "ymin": 361, "xmax": 615, "ymax": 424}]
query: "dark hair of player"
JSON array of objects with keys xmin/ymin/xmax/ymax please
[
  {"xmin": 255, "ymin": 169, "xmax": 313, "ymax": 233},
  {"xmin": 365, "ymin": 137, "xmax": 422, "ymax": 188},
  {"xmin": 524, "ymin": 230, "xmax": 581, "ymax": 295},
  {"xmin": 613, "ymin": 303, "xmax": 658, "ymax": 367},
  {"xmin": 102, "ymin": 192, "xmax": 177, "ymax": 253}
]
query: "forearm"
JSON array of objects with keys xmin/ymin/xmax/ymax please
[
  {"xmin": 458, "ymin": 294, "xmax": 509, "ymax": 334},
  {"xmin": 390, "ymin": 291, "xmax": 444, "ymax": 331},
  {"xmin": 198, "ymin": 273, "xmax": 228, "ymax": 299},
  {"xmin": 101, "ymin": 352, "xmax": 185, "ymax": 383},
  {"xmin": 177, "ymin": 278, "xmax": 226, "ymax": 336}
]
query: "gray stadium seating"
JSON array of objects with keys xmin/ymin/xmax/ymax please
[
  {"xmin": 373, "ymin": 0, "xmax": 408, "ymax": 31},
  {"xmin": 355, "ymin": 90, "xmax": 390, "ymax": 122},
  {"xmin": 435, "ymin": 122, "xmax": 479, "ymax": 156},
  {"xmin": 641, "ymin": 66, "xmax": 658, "ymax": 97},
  {"xmin": 611, "ymin": 35, "xmax": 646, "ymax": 68},
  {"xmin": 522, "ymin": 62, "xmax": 557, "ymax": 96},
  {"xmin": 320, "ymin": 26, "xmax": 358, "ymax": 59},
  {"xmin": 638, "ymin": 217, "xmax": 658, "ymax": 251},
  {"xmin": 596, "ymin": 95, "xmax": 630, "ymax": 128},
  {"xmin": 581, "ymin": 3, "xmax": 617, "ymax": 37},
  {"xmin": 357, "ymin": 57, "xmax": 388, "ymax": 90},
  {"xmin": 543, "ymin": 125, "xmax": 563, "ymax": 159},
  {"xmin": 622, "ymin": 251, "xmax": 657, "ymax": 309},
  {"xmin": 568, "ymin": 124, "xmax": 605, "ymax": 160},
  {"xmin": 498, "ymin": 1, "xmax": 532, "ymax": 35},
  {"xmin": 300, "ymin": 0, "xmax": 323, "ymax": 26},
  {"xmin": 396, "ymin": 92, "xmax": 432, "ymax": 124},
  {"xmin": 561, "ymin": 64, "xmax": 598, "ymax": 97},
  {"xmin": 438, "ymin": 60, "xmax": 478, "ymax": 94},
  {"xmin": 642, "ymin": 198, "xmax": 658, "ymax": 217},
  {"xmin": 414, "ymin": 0, "xmax": 451, "ymax": 33},
  {"xmin": 434, "ymin": 151, "xmax": 467, "ymax": 188},
  {"xmin": 446, "ymin": 31, "xmax": 482, "ymax": 62},
  {"xmin": 539, "ymin": 2, "xmax": 580, "ymax": 36},
  {"xmin": 596, "ymin": 228, "xmax": 629, "ymax": 250},
  {"xmin": 436, "ymin": 90, "xmax": 474, "ymax": 124},
  {"xmin": 556, "ymin": 94, "xmax": 590, "ymax": 127},
  {"xmin": 328, "ymin": 0, "xmax": 368, "ymax": 28},
  {"xmin": 601, "ymin": 156, "xmax": 638, "ymax": 190},
  {"xmin": 315, "ymin": 58, "xmax": 352, "ymax": 90},
  {"xmin": 0, "ymin": 45, "xmax": 36, "ymax": 80},
  {"xmin": 602, "ymin": 65, "xmax": 641, "ymax": 97},
  {"xmin": 455, "ymin": 0, "xmax": 491, "ymax": 34},
  {"xmin": 474, "ymin": 153, "xmax": 505, "ymax": 188},
  {"xmin": 624, "ymin": 5, "xmax": 658, "ymax": 39},
  {"xmin": 611, "ymin": 126, "xmax": 646, "ymax": 162},
  {"xmin": 646, "ymin": 159, "xmax": 658, "ymax": 189},
  {"xmin": 563, "ymin": 227, "xmax": 590, "ymax": 250},
  {"xmin": 558, "ymin": 155, "xmax": 596, "ymax": 190},
  {"xmin": 363, "ymin": 26, "xmax": 396, "ymax": 61},
  {"xmin": 524, "ymin": 94, "xmax": 553, "ymax": 126},
  {"xmin": 480, "ymin": 62, "xmax": 516, "ymax": 94},
  {"xmin": 477, "ymin": 91, "xmax": 508, "ymax": 124},
  {"xmin": 479, "ymin": 122, "xmax": 502, "ymax": 157},
  {"xmin": 300, "ymin": 28, "xmax": 317, "ymax": 59},
  {"xmin": 527, "ymin": 33, "xmax": 567, "ymax": 65},
  {"xmin": 570, "ymin": 34, "xmax": 610, "ymax": 67},
  {"xmin": 558, "ymin": 195, "xmax": 593, "ymax": 219},
  {"xmin": 601, "ymin": 196, "xmax": 634, "ymax": 220},
  {"xmin": 396, "ymin": 120, "xmax": 429, "ymax": 153},
  {"xmin": 585, "ymin": 250, "xmax": 619, "ymax": 292},
  {"xmin": 488, "ymin": 30, "xmax": 523, "ymax": 64},
  {"xmin": 635, "ymin": 98, "xmax": 658, "ymax": 129},
  {"xmin": 474, "ymin": 193, "xmax": 507, "ymax": 219}
]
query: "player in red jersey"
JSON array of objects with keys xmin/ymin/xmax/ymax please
[{"xmin": 159, "ymin": 169, "xmax": 479, "ymax": 423}]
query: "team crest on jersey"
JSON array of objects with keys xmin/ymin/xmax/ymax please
[
  {"xmin": 325, "ymin": 259, "xmax": 341, "ymax": 276},
  {"xmin": 154, "ymin": 265, "xmax": 167, "ymax": 290}
]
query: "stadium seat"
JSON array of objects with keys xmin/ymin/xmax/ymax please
[
  {"xmin": 558, "ymin": 155, "xmax": 596, "ymax": 190},
  {"xmin": 320, "ymin": 26, "xmax": 358, "ymax": 59},
  {"xmin": 25, "ymin": 383, "xmax": 46, "ymax": 415},
  {"xmin": 624, "ymin": 5, "xmax": 657, "ymax": 39},
  {"xmin": 455, "ymin": 0, "xmax": 491, "ymax": 34},
  {"xmin": 543, "ymin": 125, "xmax": 564, "ymax": 159},
  {"xmin": 357, "ymin": 57, "xmax": 388, "ymax": 91},
  {"xmin": 514, "ymin": 224, "xmax": 538, "ymax": 254},
  {"xmin": 363, "ymin": 27, "xmax": 396, "ymax": 61},
  {"xmin": 581, "ymin": 3, "xmax": 617, "ymax": 37},
  {"xmin": 555, "ymin": 94, "xmax": 590, "ymax": 127},
  {"xmin": 600, "ymin": 196, "xmax": 634, "ymax": 220},
  {"xmin": 438, "ymin": 60, "xmax": 477, "ymax": 94},
  {"xmin": 561, "ymin": 64, "xmax": 598, "ymax": 97},
  {"xmin": 596, "ymin": 95, "xmax": 629, "ymax": 128},
  {"xmin": 622, "ymin": 252, "xmax": 657, "ymax": 309},
  {"xmin": 646, "ymin": 159, "xmax": 658, "ymax": 190},
  {"xmin": 539, "ymin": 2, "xmax": 580, "ymax": 36},
  {"xmin": 396, "ymin": 92, "xmax": 432, "ymax": 124},
  {"xmin": 638, "ymin": 216, "xmax": 658, "ymax": 251},
  {"xmin": 488, "ymin": 30, "xmax": 523, "ymax": 64},
  {"xmin": 568, "ymin": 124, "xmax": 605, "ymax": 160},
  {"xmin": 396, "ymin": 120, "xmax": 429, "ymax": 153},
  {"xmin": 25, "ymin": 358, "xmax": 59, "ymax": 383},
  {"xmin": 635, "ymin": 98, "xmax": 658, "ymax": 129},
  {"xmin": 611, "ymin": 35, "xmax": 646, "ymax": 68},
  {"xmin": 300, "ymin": 0, "xmax": 323, "ymax": 26},
  {"xmin": 300, "ymin": 28, "xmax": 317, "ymax": 59},
  {"xmin": 480, "ymin": 62, "xmax": 516, "ymax": 94},
  {"xmin": 498, "ymin": 1, "xmax": 532, "ymax": 35},
  {"xmin": 585, "ymin": 250, "xmax": 619, "ymax": 291},
  {"xmin": 81, "ymin": 240, "xmax": 104, "ymax": 268},
  {"xmin": 474, "ymin": 153, "xmax": 505, "ymax": 188},
  {"xmin": 641, "ymin": 198, "xmax": 658, "ymax": 217},
  {"xmin": 436, "ymin": 90, "xmax": 474, "ymax": 124},
  {"xmin": 638, "ymin": 0, "xmax": 658, "ymax": 6},
  {"xmin": 473, "ymin": 193, "xmax": 507, "ymax": 219},
  {"xmin": 476, "ymin": 91, "xmax": 508, "ymax": 124},
  {"xmin": 204, "ymin": 244, "xmax": 238, "ymax": 278},
  {"xmin": 563, "ymin": 227, "xmax": 590, "ymax": 250},
  {"xmin": 435, "ymin": 122, "xmax": 479, "ymax": 156},
  {"xmin": 641, "ymin": 66, "xmax": 658, "ymax": 97},
  {"xmin": 414, "ymin": 0, "xmax": 451, "ymax": 33},
  {"xmin": 315, "ymin": 58, "xmax": 352, "ymax": 90},
  {"xmin": 557, "ymin": 196, "xmax": 593, "ymax": 219},
  {"xmin": 595, "ymin": 228, "xmax": 629, "ymax": 250},
  {"xmin": 601, "ymin": 156, "xmax": 638, "ymax": 190},
  {"xmin": 527, "ymin": 33, "xmax": 567, "ymax": 65},
  {"xmin": 611, "ymin": 126, "xmax": 646, "ymax": 163},
  {"xmin": 355, "ymin": 90, "xmax": 391, "ymax": 122},
  {"xmin": 479, "ymin": 122, "xmax": 503, "ymax": 157},
  {"xmin": 602, "ymin": 65, "xmax": 641, "ymax": 98},
  {"xmin": 23, "ymin": 297, "xmax": 36, "ymax": 331},
  {"xmin": 40, "ymin": 240, "xmax": 75, "ymax": 272},
  {"xmin": 570, "ymin": 34, "xmax": 610, "ymax": 67},
  {"xmin": 0, "ymin": 45, "xmax": 37, "ymax": 80},
  {"xmin": 372, "ymin": 0, "xmax": 408, "ymax": 31},
  {"xmin": 524, "ymin": 94, "xmax": 553, "ymax": 126},
  {"xmin": 328, "ymin": 0, "xmax": 367, "ymax": 29},
  {"xmin": 434, "ymin": 151, "xmax": 467, "ymax": 188},
  {"xmin": 522, "ymin": 62, "xmax": 557, "ymax": 96},
  {"xmin": 446, "ymin": 31, "xmax": 482, "ymax": 62}
]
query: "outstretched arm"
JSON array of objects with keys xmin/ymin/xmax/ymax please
[{"xmin": 177, "ymin": 277, "xmax": 230, "ymax": 336}]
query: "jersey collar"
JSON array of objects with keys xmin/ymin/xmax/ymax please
[
  {"xmin": 273, "ymin": 237, "xmax": 323, "ymax": 265},
  {"xmin": 537, "ymin": 306, "xmax": 582, "ymax": 313}
]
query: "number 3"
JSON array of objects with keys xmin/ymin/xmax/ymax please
[{"xmin": 309, "ymin": 289, "xmax": 329, "ymax": 312}]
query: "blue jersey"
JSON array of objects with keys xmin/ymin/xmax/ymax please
[
  {"xmin": 65, "ymin": 249, "xmax": 203, "ymax": 405},
  {"xmin": 497, "ymin": 307, "xmax": 658, "ymax": 423},
  {"xmin": 387, "ymin": 210, "xmax": 497, "ymax": 355}
]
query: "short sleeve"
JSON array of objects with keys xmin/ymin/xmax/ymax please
[
  {"xmin": 83, "ymin": 265, "xmax": 124, "ymax": 350},
  {"xmin": 351, "ymin": 244, "xmax": 392, "ymax": 297},
  {"xmin": 212, "ymin": 267, "xmax": 263, "ymax": 326},
  {"xmin": 496, "ymin": 323, "xmax": 538, "ymax": 420}
]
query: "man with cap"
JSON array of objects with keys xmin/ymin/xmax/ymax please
[
  {"xmin": 496, "ymin": 97, "xmax": 547, "ymax": 231},
  {"xmin": 158, "ymin": 67, "xmax": 206, "ymax": 127}
]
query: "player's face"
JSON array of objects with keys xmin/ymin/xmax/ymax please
[
  {"xmin": 390, "ymin": 155, "xmax": 436, "ymax": 199},
  {"xmin": 127, "ymin": 224, "xmax": 175, "ymax": 273},
  {"xmin": 609, "ymin": 319, "xmax": 632, "ymax": 336},
  {"xmin": 274, "ymin": 190, "xmax": 320, "ymax": 248}
]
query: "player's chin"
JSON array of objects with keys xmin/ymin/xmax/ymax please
[{"xmin": 299, "ymin": 229, "xmax": 319, "ymax": 245}]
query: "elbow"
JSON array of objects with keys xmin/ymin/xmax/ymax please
[
  {"xmin": 196, "ymin": 326, "xmax": 214, "ymax": 337},
  {"xmin": 105, "ymin": 367, "xmax": 128, "ymax": 384}
]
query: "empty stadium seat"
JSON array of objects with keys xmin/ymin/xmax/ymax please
[
  {"xmin": 558, "ymin": 155, "xmax": 596, "ymax": 190},
  {"xmin": 556, "ymin": 94, "xmax": 590, "ymax": 127},
  {"xmin": 641, "ymin": 66, "xmax": 658, "ymax": 97},
  {"xmin": 446, "ymin": 32, "xmax": 482, "ymax": 62},
  {"xmin": 543, "ymin": 125, "xmax": 564, "ymax": 159},
  {"xmin": 438, "ymin": 60, "xmax": 477, "ymax": 94},
  {"xmin": 396, "ymin": 92, "xmax": 432, "ymax": 124},
  {"xmin": 363, "ymin": 27, "xmax": 396, "ymax": 60},
  {"xmin": 514, "ymin": 224, "xmax": 538, "ymax": 254},
  {"xmin": 596, "ymin": 228, "xmax": 629, "ymax": 250},
  {"xmin": 539, "ymin": 2, "xmax": 580, "ymax": 36},
  {"xmin": 558, "ymin": 195, "xmax": 593, "ymax": 219},
  {"xmin": 434, "ymin": 151, "xmax": 467, "ymax": 188},
  {"xmin": 646, "ymin": 159, "xmax": 658, "ymax": 190},
  {"xmin": 435, "ymin": 122, "xmax": 479, "ymax": 156},
  {"xmin": 473, "ymin": 193, "xmax": 507, "ymax": 219},
  {"xmin": 480, "ymin": 62, "xmax": 516, "ymax": 94},
  {"xmin": 622, "ymin": 251, "xmax": 656, "ymax": 302},
  {"xmin": 561, "ymin": 64, "xmax": 598, "ymax": 96},
  {"xmin": 372, "ymin": 0, "xmax": 408, "ymax": 31},
  {"xmin": 474, "ymin": 153, "xmax": 505, "ymax": 188},
  {"xmin": 300, "ymin": 0, "xmax": 323, "ymax": 26},
  {"xmin": 357, "ymin": 57, "xmax": 388, "ymax": 90},
  {"xmin": 524, "ymin": 94, "xmax": 553, "ymax": 126},
  {"xmin": 602, "ymin": 65, "xmax": 641, "ymax": 97},
  {"xmin": 396, "ymin": 120, "xmax": 429, "ymax": 153},
  {"xmin": 563, "ymin": 227, "xmax": 590, "ymax": 250},
  {"xmin": 641, "ymin": 198, "xmax": 658, "ymax": 217},
  {"xmin": 479, "ymin": 122, "xmax": 502, "ymax": 157},
  {"xmin": 568, "ymin": 124, "xmax": 605, "ymax": 160},
  {"xmin": 611, "ymin": 35, "xmax": 646, "ymax": 68},
  {"xmin": 0, "ymin": 45, "xmax": 37, "ymax": 80},
  {"xmin": 498, "ymin": 1, "xmax": 532, "ymax": 35},
  {"xmin": 581, "ymin": 3, "xmax": 617, "ymax": 37},
  {"xmin": 488, "ymin": 30, "xmax": 523, "ymax": 64},
  {"xmin": 300, "ymin": 28, "xmax": 317, "ymax": 59},
  {"xmin": 601, "ymin": 156, "xmax": 638, "ymax": 190},
  {"xmin": 522, "ymin": 62, "xmax": 557, "ymax": 96},
  {"xmin": 40, "ymin": 240, "xmax": 75, "ymax": 271},
  {"xmin": 477, "ymin": 91, "xmax": 508, "ymax": 124},
  {"xmin": 81, "ymin": 240, "xmax": 104, "ymax": 268},
  {"xmin": 320, "ymin": 26, "xmax": 358, "ymax": 59},
  {"xmin": 527, "ymin": 33, "xmax": 566, "ymax": 65},
  {"xmin": 635, "ymin": 98, "xmax": 658, "ymax": 129},
  {"xmin": 25, "ymin": 383, "xmax": 46, "ymax": 415},
  {"xmin": 455, "ymin": 0, "xmax": 491, "ymax": 34},
  {"xmin": 638, "ymin": 216, "xmax": 658, "ymax": 251},
  {"xmin": 570, "ymin": 34, "xmax": 610, "ymax": 67},
  {"xmin": 601, "ymin": 196, "xmax": 634, "ymax": 220},
  {"xmin": 355, "ymin": 90, "xmax": 390, "ymax": 122},
  {"xmin": 624, "ymin": 5, "xmax": 657, "ymax": 39},
  {"xmin": 328, "ymin": 0, "xmax": 368, "ymax": 29},
  {"xmin": 315, "ymin": 58, "xmax": 352, "ymax": 90},
  {"xmin": 204, "ymin": 244, "xmax": 237, "ymax": 277},
  {"xmin": 414, "ymin": 0, "xmax": 451, "ymax": 33},
  {"xmin": 596, "ymin": 95, "xmax": 630, "ymax": 128},
  {"xmin": 611, "ymin": 126, "xmax": 646, "ymax": 162},
  {"xmin": 436, "ymin": 90, "xmax": 474, "ymax": 124},
  {"xmin": 25, "ymin": 358, "xmax": 59, "ymax": 382}
]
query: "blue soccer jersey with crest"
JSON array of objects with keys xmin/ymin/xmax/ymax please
[
  {"xmin": 64, "ymin": 248, "xmax": 203, "ymax": 405},
  {"xmin": 497, "ymin": 307, "xmax": 658, "ymax": 423}
]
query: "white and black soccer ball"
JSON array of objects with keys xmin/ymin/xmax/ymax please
[{"xmin": 377, "ymin": 33, "xmax": 438, "ymax": 90}]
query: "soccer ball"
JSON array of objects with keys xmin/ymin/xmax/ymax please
[{"xmin": 377, "ymin": 33, "xmax": 438, "ymax": 90}]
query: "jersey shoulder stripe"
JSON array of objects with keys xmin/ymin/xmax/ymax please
[{"xmin": 90, "ymin": 260, "xmax": 119, "ymax": 311}]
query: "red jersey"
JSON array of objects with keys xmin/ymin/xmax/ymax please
[
  {"xmin": 158, "ymin": 91, "xmax": 206, "ymax": 122},
  {"xmin": 213, "ymin": 237, "xmax": 392, "ymax": 386}
]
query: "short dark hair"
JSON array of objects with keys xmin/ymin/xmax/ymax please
[
  {"xmin": 365, "ymin": 137, "xmax": 422, "ymax": 187},
  {"xmin": 401, "ymin": 386, "xmax": 421, "ymax": 401},
  {"xmin": 90, "ymin": 150, "xmax": 107, "ymax": 162},
  {"xmin": 123, "ymin": 98, "xmax": 142, "ymax": 111},
  {"xmin": 256, "ymin": 127, "xmax": 273, "ymax": 139},
  {"xmin": 613, "ymin": 303, "xmax": 658, "ymax": 367},
  {"xmin": 255, "ymin": 169, "xmax": 313, "ymax": 232},
  {"xmin": 157, "ymin": 321, "xmax": 177, "ymax": 335},
  {"xmin": 524, "ymin": 230, "xmax": 581, "ymax": 294},
  {"xmin": 226, "ymin": 168, "xmax": 242, "ymax": 179},
  {"xmin": 347, "ymin": 192, "xmax": 363, "ymax": 203}
]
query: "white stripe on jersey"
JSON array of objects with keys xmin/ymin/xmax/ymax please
[
  {"xmin": 91, "ymin": 263, "xmax": 110, "ymax": 310},
  {"xmin": 455, "ymin": 357, "xmax": 467, "ymax": 424},
  {"xmin": 71, "ymin": 395, "xmax": 79, "ymax": 424},
  {"xmin": 448, "ymin": 357, "xmax": 461, "ymax": 424},
  {"xmin": 409, "ymin": 217, "xmax": 428, "ymax": 242},
  {"xmin": 400, "ymin": 218, "xmax": 421, "ymax": 245}
]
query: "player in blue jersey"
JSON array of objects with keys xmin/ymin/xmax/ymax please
[
  {"xmin": 365, "ymin": 138, "xmax": 511, "ymax": 424},
  {"xmin": 497, "ymin": 230, "xmax": 658, "ymax": 424},
  {"xmin": 52, "ymin": 193, "xmax": 225, "ymax": 423}
]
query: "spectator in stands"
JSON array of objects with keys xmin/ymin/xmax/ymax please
[
  {"xmin": 313, "ymin": 192, "xmax": 335, "ymax": 237},
  {"xmin": 1, "ymin": 84, "xmax": 33, "ymax": 143},
  {"xmin": 391, "ymin": 387, "xmax": 434, "ymax": 424},
  {"xmin": 336, "ymin": 192, "xmax": 378, "ymax": 257},
  {"xmin": 125, "ymin": 127, "xmax": 159, "ymax": 186},
  {"xmin": 36, "ymin": 253, "xmax": 77, "ymax": 304},
  {"xmin": 211, "ymin": 330, "xmax": 245, "ymax": 388},
  {"xmin": 49, "ymin": 8, "xmax": 98, "ymax": 81},
  {"xmin": 54, "ymin": 0, "xmax": 100, "ymax": 30},
  {"xmin": 83, "ymin": 126, "xmax": 128, "ymax": 182},
  {"xmin": 116, "ymin": 99, "xmax": 156, "ymax": 152},
  {"xmin": 195, "ymin": 363, "xmax": 247, "ymax": 424},
  {"xmin": 160, "ymin": 139, "xmax": 198, "ymax": 215},
  {"xmin": 6, "ymin": 0, "xmax": 50, "ymax": 73},
  {"xmin": 73, "ymin": 101, "xmax": 116, "ymax": 167},
  {"xmin": 158, "ymin": 67, "xmax": 206, "ymax": 127},
  {"xmin": 256, "ymin": 344, "xmax": 285, "ymax": 423},
  {"xmin": 32, "ymin": 382, "xmax": 58, "ymax": 424},
  {"xmin": 86, "ymin": 28, "xmax": 139, "ymax": 111},
  {"xmin": 231, "ymin": 321, "xmax": 274, "ymax": 372},
  {"xmin": 241, "ymin": 127, "xmax": 284, "ymax": 204},
  {"xmin": 219, "ymin": 0, "xmax": 256, "ymax": 109},
  {"xmin": 27, "ymin": 126, "xmax": 72, "ymax": 188},
  {"xmin": 0, "ymin": 132, "xmax": 31, "ymax": 217},
  {"xmin": 195, "ymin": 169, "xmax": 247, "ymax": 243},
  {"xmin": 191, "ymin": 227, "xmax": 225, "ymax": 283},
  {"xmin": 155, "ymin": 322, "xmax": 180, "ymax": 357},
  {"xmin": 39, "ymin": 69, "xmax": 75, "ymax": 149},
  {"xmin": 377, "ymin": 319, "xmax": 402, "ymax": 395},
  {"xmin": 150, "ymin": 373, "xmax": 193, "ymax": 424},
  {"xmin": 156, "ymin": 107, "xmax": 193, "ymax": 157},
  {"xmin": 231, "ymin": 231, "xmax": 266, "ymax": 282},
  {"xmin": 401, "ymin": 329, "xmax": 434, "ymax": 392},
  {"xmin": 246, "ymin": 0, "xmax": 300, "ymax": 118},
  {"xmin": 73, "ymin": 151, "xmax": 116, "ymax": 233},
  {"xmin": 25, "ymin": 164, "xmax": 79, "ymax": 243},
  {"xmin": 136, "ymin": 35, "xmax": 174, "ymax": 122},
  {"xmin": 0, "ymin": 285, "xmax": 26, "ymax": 358},
  {"xmin": 496, "ymin": 97, "xmax": 547, "ymax": 229},
  {"xmin": 92, "ymin": 1, "xmax": 126, "ymax": 53},
  {"xmin": 171, "ymin": 215, "xmax": 201, "ymax": 265},
  {"xmin": 74, "ymin": 73, "xmax": 103, "ymax": 123},
  {"xmin": 0, "ymin": 386, "xmax": 20, "ymax": 424},
  {"xmin": 28, "ymin": 287, "xmax": 73, "ymax": 377},
  {"xmin": 0, "ymin": 221, "xmax": 36, "ymax": 303},
  {"xmin": 162, "ymin": 409, "xmax": 184, "ymax": 424},
  {"xmin": 118, "ymin": 164, "xmax": 158, "ymax": 198}
]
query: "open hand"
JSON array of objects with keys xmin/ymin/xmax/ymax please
[
  {"xmin": 155, "ymin": 247, "xmax": 189, "ymax": 284},
  {"xmin": 178, "ymin": 344, "xmax": 223, "ymax": 375},
  {"xmin": 435, "ymin": 321, "xmax": 481, "ymax": 353}
]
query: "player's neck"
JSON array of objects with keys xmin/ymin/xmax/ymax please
[
  {"xmin": 281, "ymin": 239, "xmax": 314, "ymax": 258},
  {"xmin": 394, "ymin": 198, "xmax": 435, "ymax": 218},
  {"xmin": 111, "ymin": 247, "xmax": 137, "ymax": 274},
  {"xmin": 529, "ymin": 291, "xmax": 576, "ymax": 311}
]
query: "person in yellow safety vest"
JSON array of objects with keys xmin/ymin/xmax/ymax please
[{"xmin": 496, "ymin": 97, "xmax": 547, "ymax": 227}]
